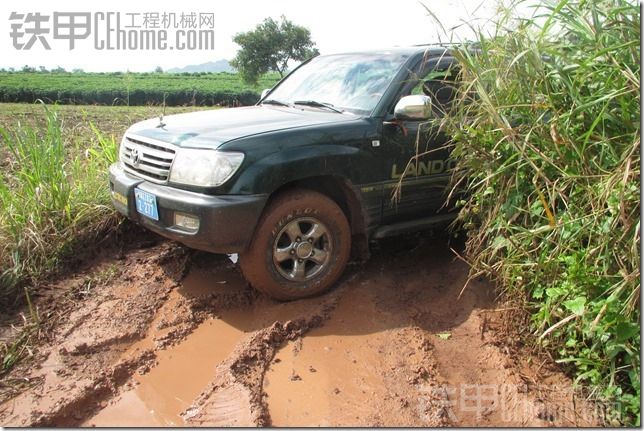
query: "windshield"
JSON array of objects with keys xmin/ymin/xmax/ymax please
[{"xmin": 263, "ymin": 53, "xmax": 410, "ymax": 115}]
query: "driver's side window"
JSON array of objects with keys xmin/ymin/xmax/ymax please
[{"xmin": 409, "ymin": 73, "xmax": 457, "ymax": 117}]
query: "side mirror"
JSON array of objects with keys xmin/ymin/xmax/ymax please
[
  {"xmin": 393, "ymin": 95, "xmax": 433, "ymax": 121},
  {"xmin": 260, "ymin": 88, "xmax": 271, "ymax": 100}
]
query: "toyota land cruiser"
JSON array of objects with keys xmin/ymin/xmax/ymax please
[{"xmin": 109, "ymin": 46, "xmax": 458, "ymax": 300}]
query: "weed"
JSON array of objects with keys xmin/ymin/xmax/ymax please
[{"xmin": 440, "ymin": 0, "xmax": 640, "ymax": 424}]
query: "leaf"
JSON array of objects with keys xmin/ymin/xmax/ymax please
[
  {"xmin": 563, "ymin": 296, "xmax": 586, "ymax": 316},
  {"xmin": 436, "ymin": 332, "xmax": 451, "ymax": 340},
  {"xmin": 545, "ymin": 287, "xmax": 564, "ymax": 299},
  {"xmin": 629, "ymin": 370, "xmax": 640, "ymax": 392},
  {"xmin": 605, "ymin": 341, "xmax": 625, "ymax": 359},
  {"xmin": 491, "ymin": 235, "xmax": 510, "ymax": 251},
  {"xmin": 615, "ymin": 322, "xmax": 639, "ymax": 343}
]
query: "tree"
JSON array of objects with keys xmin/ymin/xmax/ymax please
[
  {"xmin": 154, "ymin": 66, "xmax": 163, "ymax": 73},
  {"xmin": 230, "ymin": 16, "xmax": 319, "ymax": 85}
]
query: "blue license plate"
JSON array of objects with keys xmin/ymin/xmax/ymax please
[{"xmin": 134, "ymin": 188, "xmax": 159, "ymax": 221}]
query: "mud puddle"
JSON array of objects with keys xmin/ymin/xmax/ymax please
[
  {"xmin": 84, "ymin": 250, "xmax": 346, "ymax": 427},
  {"xmin": 84, "ymin": 254, "xmax": 255, "ymax": 427},
  {"xmin": 0, "ymin": 231, "xmax": 601, "ymax": 427},
  {"xmin": 85, "ymin": 316, "xmax": 246, "ymax": 426}
]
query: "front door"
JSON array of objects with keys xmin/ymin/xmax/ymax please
[{"xmin": 379, "ymin": 70, "xmax": 457, "ymax": 224}]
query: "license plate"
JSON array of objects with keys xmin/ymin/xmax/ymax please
[{"xmin": 135, "ymin": 188, "xmax": 159, "ymax": 221}]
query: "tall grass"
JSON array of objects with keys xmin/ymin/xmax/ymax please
[
  {"xmin": 0, "ymin": 103, "xmax": 119, "ymax": 306},
  {"xmin": 441, "ymin": 0, "xmax": 640, "ymax": 424}
]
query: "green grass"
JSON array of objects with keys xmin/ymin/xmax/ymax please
[
  {"xmin": 0, "ymin": 103, "xmax": 117, "ymax": 305},
  {"xmin": 440, "ymin": 0, "xmax": 640, "ymax": 424},
  {"xmin": 0, "ymin": 71, "xmax": 281, "ymax": 106},
  {"xmin": 0, "ymin": 103, "xmax": 213, "ymax": 307}
]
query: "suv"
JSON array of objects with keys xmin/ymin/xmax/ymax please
[{"xmin": 109, "ymin": 46, "xmax": 458, "ymax": 300}]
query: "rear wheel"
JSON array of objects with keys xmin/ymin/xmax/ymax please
[{"xmin": 240, "ymin": 189, "xmax": 351, "ymax": 300}]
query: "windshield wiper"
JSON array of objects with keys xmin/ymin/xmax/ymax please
[
  {"xmin": 293, "ymin": 100, "xmax": 343, "ymax": 114},
  {"xmin": 262, "ymin": 99, "xmax": 290, "ymax": 107}
]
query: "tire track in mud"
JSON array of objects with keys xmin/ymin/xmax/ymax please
[
  {"xmin": 0, "ymin": 232, "xmax": 600, "ymax": 427},
  {"xmin": 0, "ymin": 240, "xmax": 250, "ymax": 426},
  {"xmin": 0, "ymin": 242, "xmax": 183, "ymax": 426},
  {"xmin": 182, "ymin": 294, "xmax": 343, "ymax": 426}
]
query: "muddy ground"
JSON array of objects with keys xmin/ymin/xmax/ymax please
[{"xmin": 0, "ymin": 226, "xmax": 602, "ymax": 427}]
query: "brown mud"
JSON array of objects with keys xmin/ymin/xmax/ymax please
[{"xmin": 0, "ymin": 229, "xmax": 600, "ymax": 427}]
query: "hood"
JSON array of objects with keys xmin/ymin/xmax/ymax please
[{"xmin": 127, "ymin": 105, "xmax": 358, "ymax": 148}]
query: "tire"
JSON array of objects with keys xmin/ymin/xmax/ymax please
[{"xmin": 240, "ymin": 188, "xmax": 351, "ymax": 301}]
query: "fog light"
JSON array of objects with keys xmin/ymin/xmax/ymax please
[{"xmin": 174, "ymin": 212, "xmax": 200, "ymax": 232}]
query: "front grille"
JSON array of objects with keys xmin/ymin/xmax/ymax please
[{"xmin": 120, "ymin": 135, "xmax": 176, "ymax": 183}]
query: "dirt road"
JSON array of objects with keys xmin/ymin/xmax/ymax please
[{"xmin": 0, "ymin": 228, "xmax": 599, "ymax": 426}]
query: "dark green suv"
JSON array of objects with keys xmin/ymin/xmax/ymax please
[{"xmin": 109, "ymin": 46, "xmax": 458, "ymax": 300}]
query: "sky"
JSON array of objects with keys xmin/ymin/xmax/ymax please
[{"xmin": 0, "ymin": 0, "xmax": 505, "ymax": 72}]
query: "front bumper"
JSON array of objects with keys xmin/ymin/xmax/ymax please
[{"xmin": 109, "ymin": 163, "xmax": 267, "ymax": 254}]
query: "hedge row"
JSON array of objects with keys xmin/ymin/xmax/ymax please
[{"xmin": 0, "ymin": 72, "xmax": 280, "ymax": 106}]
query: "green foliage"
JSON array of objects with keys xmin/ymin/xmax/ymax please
[
  {"xmin": 442, "ymin": 0, "xmax": 640, "ymax": 424},
  {"xmin": 0, "ymin": 104, "xmax": 121, "ymax": 307},
  {"xmin": 231, "ymin": 15, "xmax": 319, "ymax": 84},
  {"xmin": 0, "ymin": 71, "xmax": 280, "ymax": 106}
]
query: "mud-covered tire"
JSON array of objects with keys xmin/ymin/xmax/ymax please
[{"xmin": 240, "ymin": 189, "xmax": 351, "ymax": 301}]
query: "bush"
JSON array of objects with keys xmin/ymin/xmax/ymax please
[{"xmin": 443, "ymin": 0, "xmax": 640, "ymax": 424}]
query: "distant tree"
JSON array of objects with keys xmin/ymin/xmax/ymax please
[
  {"xmin": 38, "ymin": 65, "xmax": 47, "ymax": 72},
  {"xmin": 72, "ymin": 68, "xmax": 84, "ymax": 74},
  {"xmin": 230, "ymin": 16, "xmax": 318, "ymax": 85},
  {"xmin": 154, "ymin": 66, "xmax": 163, "ymax": 73},
  {"xmin": 22, "ymin": 65, "xmax": 36, "ymax": 72},
  {"xmin": 8, "ymin": 67, "xmax": 15, "ymax": 72},
  {"xmin": 51, "ymin": 66, "xmax": 66, "ymax": 73}
]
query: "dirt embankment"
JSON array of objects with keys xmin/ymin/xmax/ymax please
[{"xmin": 0, "ymin": 229, "xmax": 601, "ymax": 427}]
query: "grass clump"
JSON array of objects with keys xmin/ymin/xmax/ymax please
[
  {"xmin": 0, "ymin": 103, "xmax": 120, "ymax": 307},
  {"xmin": 442, "ymin": 0, "xmax": 640, "ymax": 424}
]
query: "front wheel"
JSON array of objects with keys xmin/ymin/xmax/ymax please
[{"xmin": 240, "ymin": 189, "xmax": 351, "ymax": 300}]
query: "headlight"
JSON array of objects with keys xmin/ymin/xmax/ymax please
[{"xmin": 169, "ymin": 149, "xmax": 244, "ymax": 187}]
